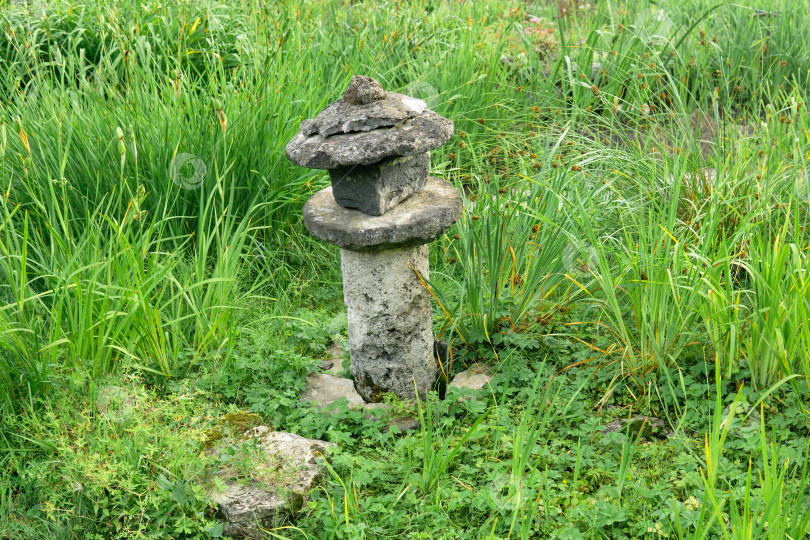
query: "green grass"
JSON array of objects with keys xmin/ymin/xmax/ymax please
[{"xmin": 1, "ymin": 0, "xmax": 809, "ymax": 538}]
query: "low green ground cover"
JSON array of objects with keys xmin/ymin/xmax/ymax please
[{"xmin": 1, "ymin": 0, "xmax": 809, "ymax": 538}]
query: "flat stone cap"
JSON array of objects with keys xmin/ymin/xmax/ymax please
[
  {"xmin": 286, "ymin": 76, "xmax": 453, "ymax": 169},
  {"xmin": 303, "ymin": 177, "xmax": 461, "ymax": 252}
]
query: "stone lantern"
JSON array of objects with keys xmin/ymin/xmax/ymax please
[{"xmin": 286, "ymin": 76, "xmax": 461, "ymax": 402}]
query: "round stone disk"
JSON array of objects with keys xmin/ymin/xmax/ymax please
[{"xmin": 303, "ymin": 176, "xmax": 462, "ymax": 252}]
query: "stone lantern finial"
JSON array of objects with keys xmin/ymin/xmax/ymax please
[{"xmin": 342, "ymin": 75, "xmax": 386, "ymax": 105}]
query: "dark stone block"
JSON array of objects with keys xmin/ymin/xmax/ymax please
[{"xmin": 328, "ymin": 152, "xmax": 429, "ymax": 216}]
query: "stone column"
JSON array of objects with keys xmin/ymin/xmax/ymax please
[
  {"xmin": 286, "ymin": 76, "xmax": 460, "ymax": 401},
  {"xmin": 341, "ymin": 245, "xmax": 432, "ymax": 402},
  {"xmin": 301, "ymin": 178, "xmax": 460, "ymax": 400}
]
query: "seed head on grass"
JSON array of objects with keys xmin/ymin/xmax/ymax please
[
  {"xmin": 129, "ymin": 125, "xmax": 137, "ymax": 162},
  {"xmin": 13, "ymin": 116, "xmax": 29, "ymax": 154},
  {"xmin": 115, "ymin": 126, "xmax": 127, "ymax": 178},
  {"xmin": 116, "ymin": 127, "xmax": 126, "ymax": 158},
  {"xmin": 131, "ymin": 185, "xmax": 148, "ymax": 222},
  {"xmin": 212, "ymin": 98, "xmax": 227, "ymax": 132}
]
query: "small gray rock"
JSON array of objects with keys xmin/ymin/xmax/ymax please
[
  {"xmin": 303, "ymin": 177, "xmax": 462, "ymax": 252},
  {"xmin": 301, "ymin": 373, "xmax": 365, "ymax": 411},
  {"xmin": 317, "ymin": 360, "xmax": 334, "ymax": 371},
  {"xmin": 329, "ymin": 152, "xmax": 429, "ymax": 216},
  {"xmin": 323, "ymin": 343, "xmax": 347, "ymax": 375},
  {"xmin": 208, "ymin": 428, "xmax": 335, "ymax": 538},
  {"xmin": 342, "ymin": 75, "xmax": 386, "ymax": 105}
]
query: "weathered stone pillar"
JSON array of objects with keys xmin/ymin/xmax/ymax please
[
  {"xmin": 341, "ymin": 245, "xmax": 432, "ymax": 402},
  {"xmin": 286, "ymin": 76, "xmax": 460, "ymax": 401}
]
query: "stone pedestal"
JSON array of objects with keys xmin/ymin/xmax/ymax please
[
  {"xmin": 303, "ymin": 177, "xmax": 461, "ymax": 401},
  {"xmin": 341, "ymin": 245, "xmax": 433, "ymax": 401},
  {"xmin": 302, "ymin": 177, "xmax": 462, "ymax": 252}
]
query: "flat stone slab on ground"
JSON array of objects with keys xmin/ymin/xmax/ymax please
[
  {"xmin": 304, "ymin": 350, "xmax": 423, "ymax": 433},
  {"xmin": 301, "ymin": 367, "xmax": 421, "ymax": 432},
  {"xmin": 301, "ymin": 373, "xmax": 365, "ymax": 410},
  {"xmin": 449, "ymin": 363, "xmax": 494, "ymax": 392},
  {"xmin": 303, "ymin": 176, "xmax": 462, "ymax": 252},
  {"xmin": 208, "ymin": 427, "xmax": 335, "ymax": 538}
]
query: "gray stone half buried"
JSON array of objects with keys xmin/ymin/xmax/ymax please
[
  {"xmin": 287, "ymin": 75, "xmax": 461, "ymax": 402},
  {"xmin": 208, "ymin": 427, "xmax": 335, "ymax": 538}
]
